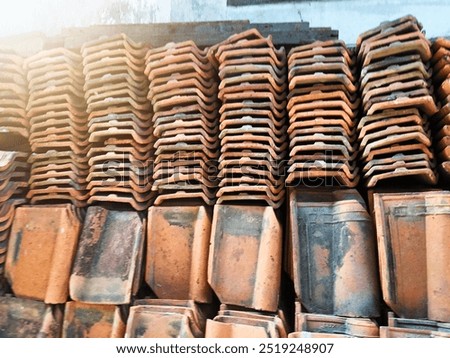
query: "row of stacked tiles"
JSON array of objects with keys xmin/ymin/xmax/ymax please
[
  {"xmin": 1, "ymin": 16, "xmax": 450, "ymax": 212},
  {"xmin": 0, "ymin": 188, "xmax": 449, "ymax": 337},
  {"xmin": 2, "ymin": 297, "xmax": 449, "ymax": 338}
]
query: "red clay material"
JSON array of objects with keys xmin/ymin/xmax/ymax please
[
  {"xmin": 146, "ymin": 206, "xmax": 212, "ymax": 302},
  {"xmin": 373, "ymin": 191, "xmax": 450, "ymax": 321},
  {"xmin": 5, "ymin": 205, "xmax": 81, "ymax": 303},
  {"xmin": 0, "ymin": 296, "xmax": 63, "ymax": 338},
  {"xmin": 208, "ymin": 204, "xmax": 282, "ymax": 312},
  {"xmin": 380, "ymin": 312, "xmax": 450, "ymax": 337},
  {"xmin": 126, "ymin": 299, "xmax": 207, "ymax": 338},
  {"xmin": 287, "ymin": 188, "xmax": 380, "ymax": 317},
  {"xmin": 70, "ymin": 206, "xmax": 144, "ymax": 304},
  {"xmin": 293, "ymin": 303, "xmax": 379, "ymax": 338},
  {"xmin": 62, "ymin": 301, "xmax": 125, "ymax": 338}
]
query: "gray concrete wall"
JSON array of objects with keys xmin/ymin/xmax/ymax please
[{"xmin": 1, "ymin": 0, "xmax": 449, "ymax": 43}]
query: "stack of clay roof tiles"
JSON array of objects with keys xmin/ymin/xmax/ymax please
[
  {"xmin": 1, "ymin": 16, "xmax": 450, "ymax": 339},
  {"xmin": 82, "ymin": 34, "xmax": 154, "ymax": 210},
  {"xmin": 356, "ymin": 16, "xmax": 438, "ymax": 187},
  {"xmin": 431, "ymin": 38, "xmax": 450, "ymax": 180},
  {"xmin": 144, "ymin": 41, "xmax": 219, "ymax": 206},
  {"xmin": 25, "ymin": 48, "xmax": 89, "ymax": 207},
  {"xmin": 210, "ymin": 29, "xmax": 287, "ymax": 208},
  {"xmin": 286, "ymin": 40, "xmax": 359, "ymax": 187},
  {"xmin": 0, "ymin": 51, "xmax": 28, "ymax": 146}
]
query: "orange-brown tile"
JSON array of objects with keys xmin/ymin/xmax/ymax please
[
  {"xmin": 373, "ymin": 191, "xmax": 450, "ymax": 322},
  {"xmin": 0, "ymin": 296, "xmax": 63, "ymax": 338},
  {"xmin": 287, "ymin": 188, "xmax": 380, "ymax": 317},
  {"xmin": 146, "ymin": 205, "xmax": 212, "ymax": 302},
  {"xmin": 62, "ymin": 301, "xmax": 125, "ymax": 338},
  {"xmin": 208, "ymin": 204, "xmax": 282, "ymax": 312},
  {"xmin": 70, "ymin": 206, "xmax": 144, "ymax": 304},
  {"xmin": 5, "ymin": 205, "xmax": 81, "ymax": 303}
]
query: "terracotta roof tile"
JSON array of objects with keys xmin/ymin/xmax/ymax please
[{"xmin": 70, "ymin": 206, "xmax": 144, "ymax": 304}]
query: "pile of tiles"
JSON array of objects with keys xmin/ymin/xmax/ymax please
[
  {"xmin": 82, "ymin": 34, "xmax": 154, "ymax": 210},
  {"xmin": 205, "ymin": 305, "xmax": 288, "ymax": 338},
  {"xmin": 286, "ymin": 40, "xmax": 359, "ymax": 187},
  {"xmin": 0, "ymin": 50, "xmax": 28, "ymax": 144},
  {"xmin": 145, "ymin": 41, "xmax": 219, "ymax": 206},
  {"xmin": 431, "ymin": 38, "xmax": 450, "ymax": 180},
  {"xmin": 25, "ymin": 48, "xmax": 89, "ymax": 207},
  {"xmin": 0, "ymin": 151, "xmax": 28, "ymax": 275},
  {"xmin": 211, "ymin": 29, "xmax": 287, "ymax": 209},
  {"xmin": 356, "ymin": 16, "xmax": 438, "ymax": 187},
  {"xmin": 126, "ymin": 299, "xmax": 208, "ymax": 338},
  {"xmin": 288, "ymin": 303, "xmax": 379, "ymax": 338}
]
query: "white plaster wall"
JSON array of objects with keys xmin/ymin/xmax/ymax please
[{"xmin": 1, "ymin": 0, "xmax": 449, "ymax": 44}]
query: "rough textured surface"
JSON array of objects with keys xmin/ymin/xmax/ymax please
[
  {"xmin": 126, "ymin": 299, "xmax": 207, "ymax": 338},
  {"xmin": 208, "ymin": 204, "xmax": 282, "ymax": 312},
  {"xmin": 292, "ymin": 302, "xmax": 379, "ymax": 338},
  {"xmin": 287, "ymin": 188, "xmax": 380, "ymax": 317},
  {"xmin": 70, "ymin": 206, "xmax": 144, "ymax": 304},
  {"xmin": 373, "ymin": 190, "xmax": 450, "ymax": 322},
  {"xmin": 205, "ymin": 304, "xmax": 287, "ymax": 338},
  {"xmin": 380, "ymin": 312, "xmax": 450, "ymax": 337},
  {"xmin": 5, "ymin": 205, "xmax": 81, "ymax": 303},
  {"xmin": 0, "ymin": 296, "xmax": 63, "ymax": 338},
  {"xmin": 62, "ymin": 301, "xmax": 125, "ymax": 338},
  {"xmin": 146, "ymin": 206, "xmax": 212, "ymax": 302}
]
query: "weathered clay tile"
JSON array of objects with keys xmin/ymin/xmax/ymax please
[
  {"xmin": 361, "ymin": 58, "xmax": 430, "ymax": 92},
  {"xmin": 380, "ymin": 312, "xmax": 450, "ymax": 338},
  {"xmin": 287, "ymin": 188, "xmax": 380, "ymax": 317},
  {"xmin": 361, "ymin": 33, "xmax": 431, "ymax": 68},
  {"xmin": 292, "ymin": 303, "xmax": 379, "ymax": 338},
  {"xmin": 70, "ymin": 206, "xmax": 144, "ymax": 304},
  {"xmin": 380, "ymin": 327, "xmax": 450, "ymax": 338},
  {"xmin": 0, "ymin": 296, "xmax": 63, "ymax": 338},
  {"xmin": 126, "ymin": 299, "xmax": 207, "ymax": 338},
  {"xmin": 205, "ymin": 319, "xmax": 273, "ymax": 338},
  {"xmin": 5, "ymin": 205, "xmax": 81, "ymax": 303},
  {"xmin": 205, "ymin": 305, "xmax": 288, "ymax": 338},
  {"xmin": 216, "ymin": 304, "xmax": 288, "ymax": 337},
  {"xmin": 208, "ymin": 204, "xmax": 282, "ymax": 312},
  {"xmin": 373, "ymin": 191, "xmax": 450, "ymax": 321},
  {"xmin": 62, "ymin": 301, "xmax": 126, "ymax": 338},
  {"xmin": 146, "ymin": 205, "xmax": 212, "ymax": 302},
  {"xmin": 356, "ymin": 15, "xmax": 421, "ymax": 50}
]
